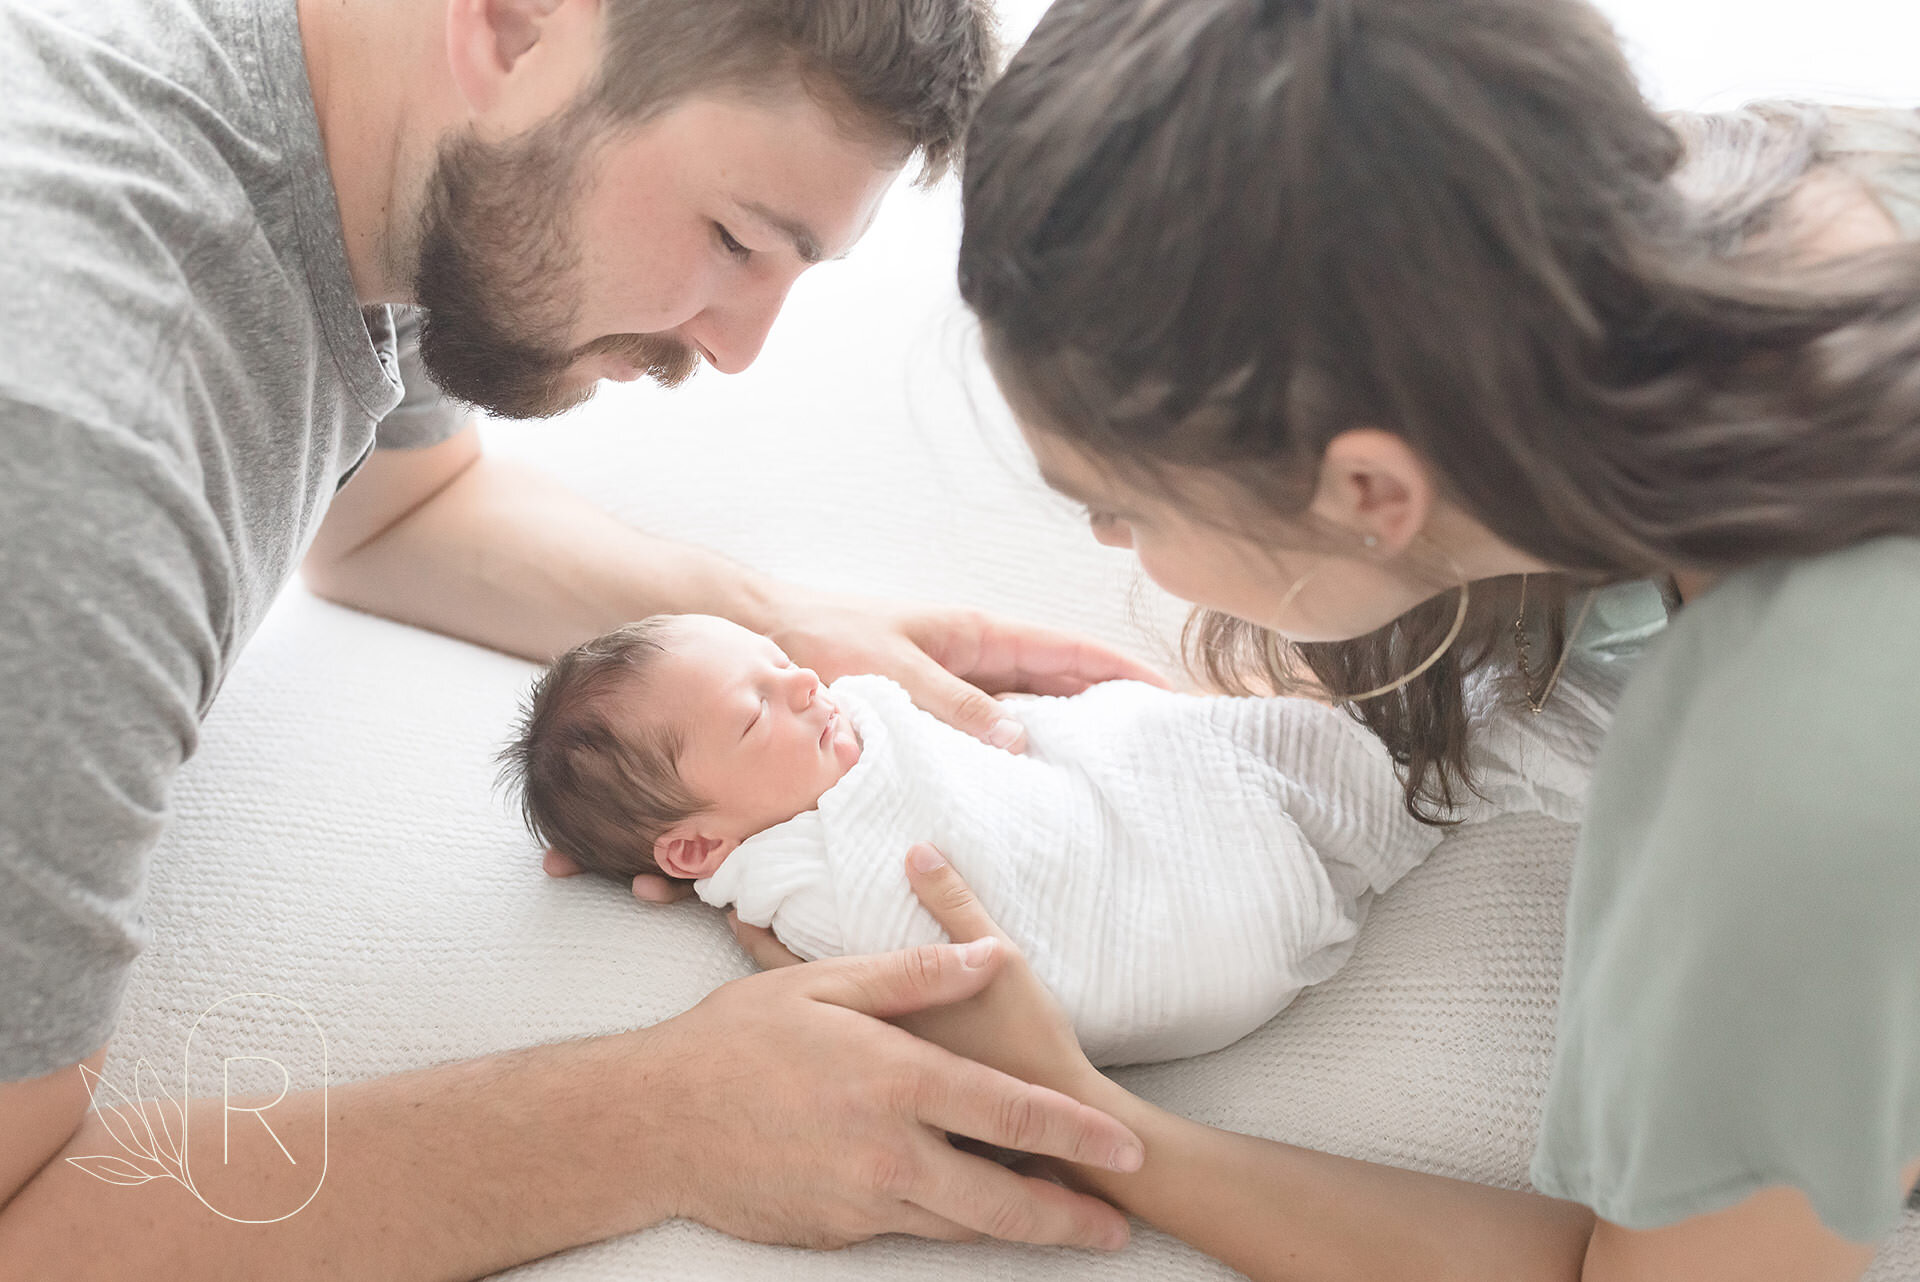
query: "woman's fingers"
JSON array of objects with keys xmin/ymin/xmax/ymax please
[
  {"xmin": 729, "ymin": 912, "xmax": 805, "ymax": 968},
  {"xmin": 906, "ymin": 844, "xmax": 1005, "ymax": 943}
]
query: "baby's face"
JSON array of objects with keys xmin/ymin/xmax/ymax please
[{"xmin": 640, "ymin": 615, "xmax": 861, "ymax": 870}]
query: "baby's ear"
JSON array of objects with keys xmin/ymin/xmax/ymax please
[{"xmin": 653, "ymin": 830, "xmax": 734, "ymax": 880}]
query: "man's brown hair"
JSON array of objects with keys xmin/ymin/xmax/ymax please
[
  {"xmin": 499, "ymin": 619, "xmax": 707, "ymax": 883},
  {"xmin": 590, "ymin": 0, "xmax": 1001, "ymax": 185}
]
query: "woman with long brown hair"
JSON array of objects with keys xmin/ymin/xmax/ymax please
[{"xmin": 822, "ymin": 0, "xmax": 1920, "ymax": 1276}]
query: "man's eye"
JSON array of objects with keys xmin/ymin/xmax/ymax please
[{"xmin": 715, "ymin": 223, "xmax": 750, "ymax": 261}]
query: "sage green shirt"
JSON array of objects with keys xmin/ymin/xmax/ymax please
[{"xmin": 1532, "ymin": 537, "xmax": 1920, "ymax": 1242}]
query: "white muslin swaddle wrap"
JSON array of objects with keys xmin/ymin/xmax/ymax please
[{"xmin": 695, "ymin": 675, "xmax": 1446, "ymax": 1066}]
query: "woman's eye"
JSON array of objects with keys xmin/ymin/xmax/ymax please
[
  {"xmin": 1083, "ymin": 505, "xmax": 1119, "ymax": 529},
  {"xmin": 715, "ymin": 223, "xmax": 751, "ymax": 261}
]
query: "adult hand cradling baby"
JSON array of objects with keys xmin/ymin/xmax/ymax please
[
  {"xmin": 730, "ymin": 844, "xmax": 1098, "ymax": 1101},
  {"xmin": 640, "ymin": 919, "xmax": 1139, "ymax": 1250}
]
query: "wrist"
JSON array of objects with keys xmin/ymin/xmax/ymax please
[
  {"xmin": 601, "ymin": 1021, "xmax": 703, "ymax": 1227},
  {"xmin": 730, "ymin": 570, "xmax": 803, "ymax": 636},
  {"xmin": 1063, "ymin": 1071, "xmax": 1159, "ymax": 1201}
]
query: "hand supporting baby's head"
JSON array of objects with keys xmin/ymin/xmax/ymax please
[{"xmin": 501, "ymin": 614, "xmax": 862, "ymax": 887}]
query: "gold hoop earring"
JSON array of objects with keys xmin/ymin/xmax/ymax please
[{"xmin": 1344, "ymin": 539, "xmax": 1471, "ymax": 704}]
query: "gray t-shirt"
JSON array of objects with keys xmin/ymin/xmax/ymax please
[
  {"xmin": 1533, "ymin": 537, "xmax": 1920, "ymax": 1242},
  {"xmin": 0, "ymin": 0, "xmax": 464, "ymax": 1079}
]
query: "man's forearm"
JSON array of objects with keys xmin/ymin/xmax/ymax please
[
  {"xmin": 0, "ymin": 1031, "xmax": 685, "ymax": 1282},
  {"xmin": 305, "ymin": 454, "xmax": 789, "ymax": 662}
]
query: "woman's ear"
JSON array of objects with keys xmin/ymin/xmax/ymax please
[
  {"xmin": 653, "ymin": 828, "xmax": 736, "ymax": 880},
  {"xmin": 1307, "ymin": 428, "xmax": 1435, "ymax": 554}
]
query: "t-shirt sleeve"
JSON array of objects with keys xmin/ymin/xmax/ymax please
[
  {"xmin": 373, "ymin": 306, "xmax": 469, "ymax": 450},
  {"xmin": 1531, "ymin": 539, "xmax": 1920, "ymax": 1244},
  {"xmin": 0, "ymin": 402, "xmax": 217, "ymax": 1080}
]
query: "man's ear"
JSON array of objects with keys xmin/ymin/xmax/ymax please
[
  {"xmin": 443, "ymin": 0, "xmax": 599, "ymax": 129},
  {"xmin": 1306, "ymin": 427, "xmax": 1435, "ymax": 554},
  {"xmin": 653, "ymin": 828, "xmax": 736, "ymax": 881}
]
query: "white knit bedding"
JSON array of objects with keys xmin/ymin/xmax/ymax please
[{"xmin": 99, "ymin": 60, "xmax": 1920, "ymax": 1274}]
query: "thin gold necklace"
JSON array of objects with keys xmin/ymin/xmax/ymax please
[{"xmin": 1513, "ymin": 575, "xmax": 1597, "ymax": 715}]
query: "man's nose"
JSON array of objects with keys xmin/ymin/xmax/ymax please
[{"xmin": 683, "ymin": 279, "xmax": 794, "ymax": 374}]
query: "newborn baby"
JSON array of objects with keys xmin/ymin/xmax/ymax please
[{"xmin": 504, "ymin": 613, "xmax": 1444, "ymax": 1066}]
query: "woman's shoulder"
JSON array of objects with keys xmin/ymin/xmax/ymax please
[
  {"xmin": 1587, "ymin": 535, "xmax": 1920, "ymax": 888},
  {"xmin": 1609, "ymin": 535, "xmax": 1920, "ymax": 777}
]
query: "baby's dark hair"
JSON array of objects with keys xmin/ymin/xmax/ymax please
[{"xmin": 498, "ymin": 618, "xmax": 708, "ymax": 883}]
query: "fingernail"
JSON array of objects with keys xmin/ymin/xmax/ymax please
[
  {"xmin": 959, "ymin": 937, "xmax": 996, "ymax": 968},
  {"xmin": 1100, "ymin": 1222, "xmax": 1130, "ymax": 1251},
  {"xmin": 986, "ymin": 718, "xmax": 1025, "ymax": 750},
  {"xmin": 1107, "ymin": 1141, "xmax": 1144, "ymax": 1173},
  {"xmin": 909, "ymin": 844, "xmax": 947, "ymax": 874}
]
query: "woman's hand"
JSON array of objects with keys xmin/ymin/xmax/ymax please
[
  {"xmin": 729, "ymin": 845, "xmax": 1098, "ymax": 1098},
  {"xmin": 893, "ymin": 844, "xmax": 1099, "ymax": 1098}
]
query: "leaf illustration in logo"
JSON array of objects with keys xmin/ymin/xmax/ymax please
[
  {"xmin": 65, "ymin": 1154, "xmax": 159, "ymax": 1186},
  {"xmin": 133, "ymin": 1057, "xmax": 186, "ymax": 1173},
  {"xmin": 76, "ymin": 1062, "xmax": 161, "ymax": 1166}
]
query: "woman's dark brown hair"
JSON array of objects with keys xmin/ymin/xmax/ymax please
[{"xmin": 958, "ymin": 0, "xmax": 1920, "ymax": 819}]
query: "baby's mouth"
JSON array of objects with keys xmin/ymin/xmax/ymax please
[{"xmin": 819, "ymin": 710, "xmax": 837, "ymax": 748}]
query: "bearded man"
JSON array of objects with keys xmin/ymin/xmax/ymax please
[{"xmin": 0, "ymin": 0, "xmax": 1148, "ymax": 1274}]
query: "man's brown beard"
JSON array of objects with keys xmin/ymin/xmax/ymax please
[{"xmin": 411, "ymin": 111, "xmax": 699, "ymax": 420}]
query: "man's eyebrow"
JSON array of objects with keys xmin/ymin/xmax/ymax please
[
  {"xmin": 739, "ymin": 200, "xmax": 830, "ymax": 264},
  {"xmin": 1036, "ymin": 467, "xmax": 1094, "ymax": 503}
]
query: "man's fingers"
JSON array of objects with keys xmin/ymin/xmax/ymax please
[
  {"xmin": 542, "ymin": 847, "xmax": 585, "ymax": 878},
  {"xmin": 807, "ymin": 939, "xmax": 1001, "ymax": 1019},
  {"xmin": 730, "ymin": 912, "xmax": 804, "ymax": 969},
  {"xmin": 928, "ymin": 614, "xmax": 1170, "ymax": 695},
  {"xmin": 913, "ymin": 1055, "xmax": 1143, "ymax": 1174},
  {"xmin": 631, "ymin": 872, "xmax": 694, "ymax": 903},
  {"xmin": 907, "ymin": 1137, "xmax": 1131, "ymax": 1251},
  {"xmin": 881, "ymin": 1201, "xmax": 982, "ymax": 1244},
  {"xmin": 895, "ymin": 649, "xmax": 1031, "ymax": 753},
  {"xmin": 905, "ymin": 845, "xmax": 1004, "ymax": 944}
]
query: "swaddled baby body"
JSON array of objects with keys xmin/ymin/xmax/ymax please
[{"xmin": 504, "ymin": 614, "xmax": 1444, "ymax": 1066}]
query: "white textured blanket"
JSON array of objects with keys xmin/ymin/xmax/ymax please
[{"xmin": 696, "ymin": 675, "xmax": 1443, "ymax": 1066}]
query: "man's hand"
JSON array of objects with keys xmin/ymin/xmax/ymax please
[
  {"xmin": 646, "ymin": 938, "xmax": 1141, "ymax": 1250},
  {"xmin": 729, "ymin": 847, "xmax": 1102, "ymax": 1098},
  {"xmin": 762, "ymin": 591, "xmax": 1167, "ymax": 754}
]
